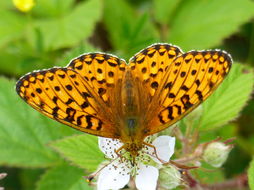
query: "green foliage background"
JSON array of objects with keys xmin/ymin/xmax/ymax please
[{"xmin": 0, "ymin": 0, "xmax": 254, "ymax": 189}]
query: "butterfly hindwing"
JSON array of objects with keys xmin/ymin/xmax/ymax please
[
  {"xmin": 16, "ymin": 68, "xmax": 118, "ymax": 138},
  {"xmin": 146, "ymin": 50, "xmax": 232, "ymax": 135}
]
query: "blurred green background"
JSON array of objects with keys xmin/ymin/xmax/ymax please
[{"xmin": 0, "ymin": 0, "xmax": 254, "ymax": 189}]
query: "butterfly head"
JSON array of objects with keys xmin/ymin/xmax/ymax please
[{"xmin": 124, "ymin": 141, "xmax": 143, "ymax": 157}]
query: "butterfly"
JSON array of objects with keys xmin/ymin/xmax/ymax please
[{"xmin": 16, "ymin": 43, "xmax": 232, "ymax": 157}]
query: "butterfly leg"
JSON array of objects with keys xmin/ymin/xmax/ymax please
[
  {"xmin": 85, "ymin": 146, "xmax": 127, "ymax": 183},
  {"xmin": 85, "ymin": 154, "xmax": 124, "ymax": 183},
  {"xmin": 142, "ymin": 142, "xmax": 166, "ymax": 164},
  {"xmin": 114, "ymin": 145, "xmax": 126, "ymax": 162},
  {"xmin": 143, "ymin": 142, "xmax": 198, "ymax": 175}
]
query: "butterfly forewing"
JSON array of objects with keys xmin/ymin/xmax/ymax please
[
  {"xmin": 67, "ymin": 53, "xmax": 126, "ymax": 105},
  {"xmin": 129, "ymin": 44, "xmax": 183, "ymax": 97},
  {"xmin": 146, "ymin": 50, "xmax": 232, "ymax": 135},
  {"xmin": 16, "ymin": 68, "xmax": 118, "ymax": 138}
]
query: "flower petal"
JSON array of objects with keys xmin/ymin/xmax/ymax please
[
  {"xmin": 98, "ymin": 137, "xmax": 123, "ymax": 159},
  {"xmin": 97, "ymin": 160, "xmax": 130, "ymax": 190},
  {"xmin": 135, "ymin": 164, "xmax": 159, "ymax": 190},
  {"xmin": 151, "ymin": 136, "xmax": 175, "ymax": 163}
]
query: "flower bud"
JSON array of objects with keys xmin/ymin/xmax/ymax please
[
  {"xmin": 0, "ymin": 173, "xmax": 7, "ymax": 180},
  {"xmin": 159, "ymin": 165, "xmax": 181, "ymax": 189},
  {"xmin": 203, "ymin": 142, "xmax": 232, "ymax": 168},
  {"xmin": 13, "ymin": 0, "xmax": 35, "ymax": 12}
]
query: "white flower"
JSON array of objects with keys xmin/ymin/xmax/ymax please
[{"xmin": 97, "ymin": 136, "xmax": 175, "ymax": 190}]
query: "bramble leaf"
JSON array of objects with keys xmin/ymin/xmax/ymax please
[
  {"xmin": 50, "ymin": 135, "xmax": 104, "ymax": 172},
  {"xmin": 29, "ymin": 0, "xmax": 101, "ymax": 50},
  {"xmin": 0, "ymin": 78, "xmax": 76, "ymax": 167},
  {"xmin": 36, "ymin": 164, "xmax": 92, "ymax": 190},
  {"xmin": 103, "ymin": 0, "xmax": 159, "ymax": 59},
  {"xmin": 198, "ymin": 63, "xmax": 254, "ymax": 130},
  {"xmin": 169, "ymin": 0, "xmax": 254, "ymax": 50},
  {"xmin": 153, "ymin": 0, "xmax": 181, "ymax": 25},
  {"xmin": 248, "ymin": 158, "xmax": 254, "ymax": 189}
]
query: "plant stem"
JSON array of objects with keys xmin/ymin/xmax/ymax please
[
  {"xmin": 159, "ymin": 23, "xmax": 169, "ymax": 42},
  {"xmin": 182, "ymin": 172, "xmax": 248, "ymax": 190},
  {"xmin": 200, "ymin": 173, "xmax": 248, "ymax": 190}
]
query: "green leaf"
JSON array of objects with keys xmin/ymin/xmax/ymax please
[
  {"xmin": 29, "ymin": 0, "xmax": 102, "ymax": 50},
  {"xmin": 198, "ymin": 63, "xmax": 254, "ymax": 130},
  {"xmin": 0, "ymin": 40, "xmax": 54, "ymax": 77},
  {"xmin": 103, "ymin": 0, "xmax": 159, "ymax": 59},
  {"xmin": 237, "ymin": 135, "xmax": 254, "ymax": 155},
  {"xmin": 248, "ymin": 158, "xmax": 254, "ymax": 189},
  {"xmin": 169, "ymin": 0, "xmax": 254, "ymax": 50},
  {"xmin": 198, "ymin": 124, "xmax": 236, "ymax": 143},
  {"xmin": 56, "ymin": 42, "xmax": 99, "ymax": 67},
  {"xmin": 103, "ymin": 0, "xmax": 134, "ymax": 50},
  {"xmin": 36, "ymin": 164, "xmax": 92, "ymax": 190},
  {"xmin": 194, "ymin": 163, "xmax": 225, "ymax": 184},
  {"xmin": 121, "ymin": 13, "xmax": 159, "ymax": 59},
  {"xmin": 223, "ymin": 145, "xmax": 250, "ymax": 177},
  {"xmin": 0, "ymin": 10, "xmax": 27, "ymax": 47},
  {"xmin": 32, "ymin": 0, "xmax": 75, "ymax": 18},
  {"xmin": 19, "ymin": 169, "xmax": 43, "ymax": 189},
  {"xmin": 50, "ymin": 135, "xmax": 104, "ymax": 172},
  {"xmin": 0, "ymin": 78, "xmax": 76, "ymax": 167},
  {"xmin": 0, "ymin": 0, "xmax": 12, "ymax": 9},
  {"xmin": 153, "ymin": 0, "xmax": 181, "ymax": 25}
]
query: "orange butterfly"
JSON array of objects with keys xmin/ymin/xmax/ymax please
[{"xmin": 16, "ymin": 43, "xmax": 232, "ymax": 157}]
